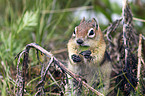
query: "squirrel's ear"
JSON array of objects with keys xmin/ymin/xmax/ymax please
[
  {"xmin": 92, "ymin": 18, "xmax": 99, "ymax": 30},
  {"xmin": 92, "ymin": 18, "xmax": 97, "ymax": 23},
  {"xmin": 81, "ymin": 17, "xmax": 85, "ymax": 23}
]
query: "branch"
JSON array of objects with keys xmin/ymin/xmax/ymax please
[
  {"xmin": 16, "ymin": 46, "xmax": 30, "ymax": 96},
  {"xmin": 16, "ymin": 43, "xmax": 104, "ymax": 96},
  {"xmin": 133, "ymin": 17, "xmax": 145, "ymax": 23},
  {"xmin": 122, "ymin": 0, "xmax": 129, "ymax": 70},
  {"xmin": 103, "ymin": 18, "xmax": 122, "ymax": 42},
  {"xmin": 136, "ymin": 34, "xmax": 142, "ymax": 89},
  {"xmin": 136, "ymin": 34, "xmax": 145, "ymax": 92}
]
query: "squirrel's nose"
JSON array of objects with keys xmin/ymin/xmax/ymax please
[{"xmin": 77, "ymin": 39, "xmax": 83, "ymax": 44}]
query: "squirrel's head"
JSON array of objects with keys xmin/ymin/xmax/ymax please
[{"xmin": 71, "ymin": 17, "xmax": 103, "ymax": 47}]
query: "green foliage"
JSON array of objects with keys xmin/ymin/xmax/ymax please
[{"xmin": 16, "ymin": 11, "xmax": 39, "ymax": 34}]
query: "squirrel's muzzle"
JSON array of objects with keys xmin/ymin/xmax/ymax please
[{"xmin": 77, "ymin": 39, "xmax": 84, "ymax": 45}]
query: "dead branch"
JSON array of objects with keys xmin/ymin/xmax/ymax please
[
  {"xmin": 133, "ymin": 17, "xmax": 145, "ymax": 23},
  {"xmin": 103, "ymin": 18, "xmax": 122, "ymax": 42},
  {"xmin": 113, "ymin": 0, "xmax": 139, "ymax": 95},
  {"xmin": 16, "ymin": 43, "xmax": 104, "ymax": 96},
  {"xmin": 16, "ymin": 46, "xmax": 30, "ymax": 96},
  {"xmin": 122, "ymin": 0, "xmax": 130, "ymax": 69},
  {"xmin": 142, "ymin": 35, "xmax": 145, "ymax": 40},
  {"xmin": 136, "ymin": 34, "xmax": 142, "ymax": 89},
  {"xmin": 52, "ymin": 48, "xmax": 67, "ymax": 54}
]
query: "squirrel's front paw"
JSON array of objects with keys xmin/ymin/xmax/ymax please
[
  {"xmin": 71, "ymin": 54, "xmax": 81, "ymax": 62},
  {"xmin": 80, "ymin": 50, "xmax": 92, "ymax": 59}
]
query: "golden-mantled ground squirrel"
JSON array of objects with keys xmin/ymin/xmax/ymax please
[{"xmin": 67, "ymin": 18, "xmax": 112, "ymax": 95}]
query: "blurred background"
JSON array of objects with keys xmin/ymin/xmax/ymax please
[{"xmin": 0, "ymin": 0, "xmax": 145, "ymax": 95}]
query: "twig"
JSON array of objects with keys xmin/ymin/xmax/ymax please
[
  {"xmin": 22, "ymin": 47, "xmax": 30, "ymax": 96},
  {"xmin": 47, "ymin": 70, "xmax": 60, "ymax": 88},
  {"xmin": 103, "ymin": 18, "xmax": 122, "ymax": 42},
  {"xmin": 141, "ymin": 58, "xmax": 145, "ymax": 66},
  {"xmin": 136, "ymin": 34, "xmax": 142, "ymax": 89},
  {"xmin": 16, "ymin": 43, "xmax": 104, "ymax": 96},
  {"xmin": 17, "ymin": 50, "xmax": 26, "ymax": 74},
  {"xmin": 43, "ymin": 56, "xmax": 54, "ymax": 80},
  {"xmin": 36, "ymin": 50, "xmax": 50, "ymax": 95},
  {"xmin": 141, "ymin": 58, "xmax": 145, "ymax": 71},
  {"xmin": 142, "ymin": 35, "xmax": 145, "ymax": 40},
  {"xmin": 120, "ymin": 0, "xmax": 139, "ymax": 94},
  {"xmin": 82, "ymin": 81, "xmax": 104, "ymax": 96},
  {"xmin": 52, "ymin": 48, "xmax": 67, "ymax": 54},
  {"xmin": 133, "ymin": 17, "xmax": 145, "ymax": 23},
  {"xmin": 16, "ymin": 46, "xmax": 30, "ymax": 96},
  {"xmin": 36, "ymin": 50, "xmax": 44, "ymax": 79},
  {"xmin": 122, "ymin": 0, "xmax": 128, "ymax": 70}
]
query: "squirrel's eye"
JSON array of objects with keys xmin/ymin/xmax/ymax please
[
  {"xmin": 88, "ymin": 28, "xmax": 95, "ymax": 38},
  {"xmin": 73, "ymin": 27, "xmax": 77, "ymax": 36}
]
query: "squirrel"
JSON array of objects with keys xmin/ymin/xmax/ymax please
[{"xmin": 67, "ymin": 17, "xmax": 112, "ymax": 95}]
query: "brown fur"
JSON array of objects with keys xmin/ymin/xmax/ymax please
[{"xmin": 67, "ymin": 18, "xmax": 112, "ymax": 95}]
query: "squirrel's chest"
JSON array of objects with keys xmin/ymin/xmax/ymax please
[
  {"xmin": 68, "ymin": 61, "xmax": 99, "ymax": 81},
  {"xmin": 68, "ymin": 60, "xmax": 112, "ymax": 85},
  {"xmin": 68, "ymin": 57, "xmax": 112, "ymax": 95}
]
